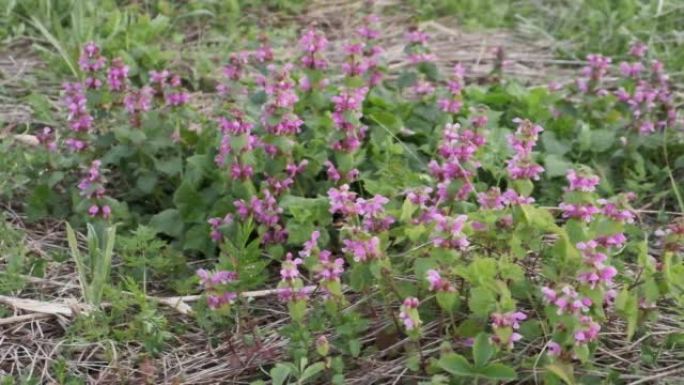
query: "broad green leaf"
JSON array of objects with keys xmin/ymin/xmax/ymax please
[
  {"xmin": 472, "ymin": 333, "xmax": 494, "ymax": 367},
  {"xmin": 438, "ymin": 353, "xmax": 474, "ymax": 376},
  {"xmin": 149, "ymin": 209, "xmax": 183, "ymax": 237},
  {"xmin": 546, "ymin": 363, "xmax": 576, "ymax": 385},
  {"xmin": 300, "ymin": 362, "xmax": 326, "ymax": 383},
  {"xmin": 477, "ymin": 363, "xmax": 517, "ymax": 380},
  {"xmin": 269, "ymin": 363, "xmax": 291, "ymax": 385}
]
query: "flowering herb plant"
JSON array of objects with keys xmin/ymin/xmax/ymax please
[{"xmin": 15, "ymin": 13, "xmax": 684, "ymax": 385}]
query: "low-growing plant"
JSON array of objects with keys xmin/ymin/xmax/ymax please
[
  {"xmin": 66, "ymin": 222, "xmax": 116, "ymax": 306},
  {"xmin": 7, "ymin": 8, "xmax": 684, "ymax": 384}
]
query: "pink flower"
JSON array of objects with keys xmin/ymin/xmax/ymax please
[
  {"xmin": 629, "ymin": 42, "xmax": 647, "ymax": 58},
  {"xmin": 328, "ymin": 185, "xmax": 358, "ymax": 216},
  {"xmin": 280, "ymin": 253, "xmax": 303, "ymax": 280},
  {"xmin": 575, "ymin": 316, "xmax": 600, "ymax": 343},
  {"xmin": 566, "ymin": 169, "xmax": 600, "ymax": 192},
  {"xmin": 559, "ymin": 203, "xmax": 600, "ymax": 222},
  {"xmin": 399, "ymin": 297, "xmax": 421, "ymax": 331},
  {"xmin": 547, "ymin": 341, "xmax": 561, "ymax": 357},
  {"xmin": 317, "ymin": 250, "xmax": 345, "ymax": 281},
  {"xmin": 426, "ymin": 269, "xmax": 454, "ymax": 292},
  {"xmin": 342, "ymin": 236, "xmax": 381, "ymax": 262},
  {"xmin": 107, "ymin": 58, "xmax": 129, "ymax": 91},
  {"xmin": 300, "ymin": 230, "xmax": 321, "ymax": 258}
]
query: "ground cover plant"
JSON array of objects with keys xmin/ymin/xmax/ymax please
[{"xmin": 1, "ymin": 1, "xmax": 684, "ymax": 384}]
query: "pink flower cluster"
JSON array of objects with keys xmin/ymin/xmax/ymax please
[
  {"xmin": 36, "ymin": 127, "xmax": 57, "ymax": 151},
  {"xmin": 429, "ymin": 123, "xmax": 486, "ymax": 202},
  {"xmin": 614, "ymin": 43, "xmax": 676, "ymax": 135},
  {"xmin": 576, "ymin": 240, "xmax": 618, "ymax": 289},
  {"xmin": 234, "ymin": 191, "xmax": 287, "ymax": 244},
  {"xmin": 438, "ymin": 64, "xmax": 465, "ymax": 113},
  {"xmin": 541, "ymin": 285, "xmax": 592, "ymax": 315},
  {"xmin": 62, "ymin": 82, "xmax": 93, "ymax": 151},
  {"xmin": 558, "ymin": 202, "xmax": 600, "ymax": 223},
  {"xmin": 574, "ymin": 316, "xmax": 601, "ymax": 344},
  {"xmin": 331, "ymin": 87, "xmax": 369, "ymax": 152},
  {"xmin": 576, "ymin": 54, "xmax": 611, "ymax": 94},
  {"xmin": 299, "ymin": 27, "xmax": 328, "ymax": 70},
  {"xmin": 77, "ymin": 160, "xmax": 111, "ymax": 218},
  {"xmin": 123, "ymin": 86, "xmax": 154, "ymax": 126},
  {"xmin": 324, "ymin": 161, "xmax": 359, "ymax": 184},
  {"xmin": 398, "ymin": 297, "xmax": 421, "ymax": 331},
  {"xmin": 196, "ymin": 269, "xmax": 237, "ymax": 310},
  {"xmin": 342, "ymin": 236, "xmax": 382, "ymax": 262},
  {"xmin": 426, "ymin": 269, "xmax": 454, "ymax": 292},
  {"xmin": 430, "ymin": 213, "xmax": 469, "ymax": 250},
  {"xmin": 78, "ymin": 41, "xmax": 105, "ymax": 89},
  {"xmin": 317, "ymin": 250, "xmax": 345, "ymax": 282},
  {"xmin": 355, "ymin": 14, "xmax": 383, "ymax": 86},
  {"xmin": 261, "ymin": 64, "xmax": 303, "ymax": 136},
  {"xmin": 328, "ymin": 185, "xmax": 394, "ymax": 231},
  {"xmin": 477, "ymin": 187, "xmax": 535, "ymax": 210},
  {"xmin": 490, "ymin": 311, "xmax": 526, "ymax": 348},
  {"xmin": 404, "ymin": 28, "xmax": 435, "ymax": 64},
  {"xmin": 280, "ymin": 253, "xmax": 303, "ymax": 280},
  {"xmin": 107, "ymin": 57, "xmax": 129, "ymax": 92},
  {"xmin": 207, "ymin": 214, "xmax": 234, "ymax": 243},
  {"xmin": 506, "ymin": 118, "xmax": 545, "ymax": 180},
  {"xmin": 566, "ymin": 169, "xmax": 600, "ymax": 192},
  {"xmin": 277, "ymin": 285, "xmax": 315, "ymax": 303}
]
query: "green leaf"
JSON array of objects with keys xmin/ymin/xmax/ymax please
[
  {"xmin": 477, "ymin": 363, "xmax": 517, "ymax": 380},
  {"xmin": 438, "ymin": 353, "xmax": 474, "ymax": 377},
  {"xmin": 269, "ymin": 363, "xmax": 291, "ymax": 385},
  {"xmin": 614, "ymin": 288, "xmax": 639, "ymax": 340},
  {"xmin": 546, "ymin": 363, "xmax": 576, "ymax": 385},
  {"xmin": 589, "ymin": 129, "xmax": 615, "ymax": 152},
  {"xmin": 472, "ymin": 333, "xmax": 494, "ymax": 367},
  {"xmin": 400, "ymin": 198, "xmax": 417, "ymax": 222},
  {"xmin": 349, "ymin": 339, "xmax": 362, "ymax": 357},
  {"xmin": 149, "ymin": 209, "xmax": 183, "ymax": 237},
  {"xmin": 155, "ymin": 157, "xmax": 183, "ymax": 176},
  {"xmin": 545, "ymin": 154, "xmax": 573, "ymax": 177},
  {"xmin": 300, "ymin": 362, "xmax": 326, "ymax": 383},
  {"xmin": 468, "ymin": 286, "xmax": 497, "ymax": 317}
]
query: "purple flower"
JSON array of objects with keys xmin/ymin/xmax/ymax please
[
  {"xmin": 398, "ymin": 297, "xmax": 421, "ymax": 331},
  {"xmin": 317, "ymin": 250, "xmax": 345, "ymax": 282},
  {"xmin": 107, "ymin": 58, "xmax": 129, "ymax": 91},
  {"xmin": 547, "ymin": 341, "xmax": 561, "ymax": 357},
  {"xmin": 341, "ymin": 236, "xmax": 381, "ymax": 262},
  {"xmin": 328, "ymin": 185, "xmax": 358, "ymax": 216},
  {"xmin": 574, "ymin": 316, "xmax": 600, "ymax": 343},
  {"xmin": 426, "ymin": 269, "xmax": 454, "ymax": 292},
  {"xmin": 559, "ymin": 203, "xmax": 600, "ymax": 222},
  {"xmin": 280, "ymin": 253, "xmax": 303, "ymax": 280},
  {"xmin": 566, "ymin": 169, "xmax": 600, "ymax": 192},
  {"xmin": 300, "ymin": 230, "xmax": 321, "ymax": 258},
  {"xmin": 196, "ymin": 269, "xmax": 237, "ymax": 288}
]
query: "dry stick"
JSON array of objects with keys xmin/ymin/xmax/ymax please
[
  {"xmin": 0, "ymin": 287, "xmax": 286, "ymax": 325},
  {"xmin": 0, "ymin": 312, "xmax": 52, "ymax": 326},
  {"xmin": 626, "ymin": 365, "xmax": 684, "ymax": 385}
]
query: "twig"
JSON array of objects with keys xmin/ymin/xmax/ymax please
[
  {"xmin": 0, "ymin": 312, "xmax": 52, "ymax": 326},
  {"xmin": 626, "ymin": 365, "xmax": 684, "ymax": 385}
]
